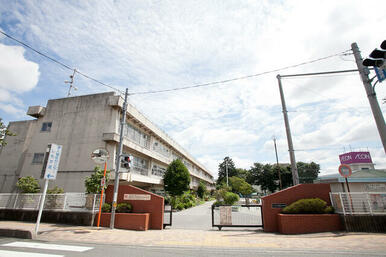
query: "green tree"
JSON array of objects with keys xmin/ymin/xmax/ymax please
[
  {"xmin": 197, "ymin": 180, "xmax": 207, "ymax": 199},
  {"xmin": 248, "ymin": 163, "xmax": 277, "ymax": 193},
  {"xmin": 217, "ymin": 157, "xmax": 237, "ymax": 184},
  {"xmin": 84, "ymin": 166, "xmax": 110, "ymax": 194},
  {"xmin": 163, "ymin": 159, "xmax": 191, "ymax": 196},
  {"xmin": 16, "ymin": 176, "xmax": 40, "ymax": 193},
  {"xmin": 228, "ymin": 176, "xmax": 253, "ymax": 196},
  {"xmin": 0, "ymin": 118, "xmax": 15, "ymax": 147},
  {"xmin": 297, "ymin": 162, "xmax": 320, "ymax": 183},
  {"xmin": 235, "ymin": 168, "xmax": 250, "ymax": 181}
]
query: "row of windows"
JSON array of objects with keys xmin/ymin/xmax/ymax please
[
  {"xmin": 151, "ymin": 164, "xmax": 166, "ymax": 177},
  {"xmin": 123, "ymin": 123, "xmax": 150, "ymax": 148},
  {"xmin": 153, "ymin": 140, "xmax": 171, "ymax": 157}
]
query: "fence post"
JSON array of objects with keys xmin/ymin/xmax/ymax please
[
  {"xmin": 37, "ymin": 193, "xmax": 42, "ymax": 210},
  {"xmin": 63, "ymin": 193, "xmax": 67, "ymax": 210},
  {"xmin": 366, "ymin": 192, "xmax": 373, "ymax": 215},
  {"xmin": 92, "ymin": 194, "xmax": 97, "ymax": 213},
  {"xmin": 339, "ymin": 192, "xmax": 346, "ymax": 215},
  {"xmin": 211, "ymin": 205, "xmax": 214, "ymax": 227},
  {"xmin": 13, "ymin": 194, "xmax": 19, "ymax": 209}
]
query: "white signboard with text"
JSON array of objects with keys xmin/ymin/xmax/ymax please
[
  {"xmin": 44, "ymin": 144, "xmax": 62, "ymax": 180},
  {"xmin": 123, "ymin": 194, "xmax": 151, "ymax": 201}
]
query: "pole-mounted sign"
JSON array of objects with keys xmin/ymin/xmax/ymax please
[{"xmin": 35, "ymin": 143, "xmax": 63, "ymax": 235}]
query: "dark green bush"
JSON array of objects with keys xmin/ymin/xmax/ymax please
[
  {"xmin": 324, "ymin": 205, "xmax": 335, "ymax": 214},
  {"xmin": 223, "ymin": 192, "xmax": 239, "ymax": 205},
  {"xmin": 213, "ymin": 200, "xmax": 225, "ymax": 207},
  {"xmin": 282, "ymin": 198, "xmax": 329, "ymax": 214},
  {"xmin": 116, "ymin": 203, "xmax": 132, "ymax": 213},
  {"xmin": 102, "ymin": 203, "xmax": 111, "ymax": 213}
]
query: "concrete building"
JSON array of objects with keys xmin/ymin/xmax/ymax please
[{"xmin": 0, "ymin": 92, "xmax": 214, "ymax": 193}]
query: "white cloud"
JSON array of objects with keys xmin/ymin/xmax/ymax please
[
  {"xmin": 0, "ymin": 43, "xmax": 40, "ymax": 93},
  {"xmin": 0, "ymin": 0, "xmax": 385, "ymax": 177}
]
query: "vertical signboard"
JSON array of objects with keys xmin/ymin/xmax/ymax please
[{"xmin": 44, "ymin": 144, "xmax": 62, "ymax": 180}]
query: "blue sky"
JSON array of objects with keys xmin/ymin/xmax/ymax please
[{"xmin": 0, "ymin": 0, "xmax": 385, "ymax": 177}]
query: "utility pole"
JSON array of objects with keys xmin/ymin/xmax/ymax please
[
  {"xmin": 277, "ymin": 75, "xmax": 299, "ymax": 185},
  {"xmin": 110, "ymin": 88, "xmax": 128, "ymax": 229},
  {"xmin": 225, "ymin": 159, "xmax": 229, "ymax": 187},
  {"xmin": 351, "ymin": 42, "xmax": 386, "ymax": 154},
  {"xmin": 64, "ymin": 69, "xmax": 77, "ymax": 97},
  {"xmin": 273, "ymin": 136, "xmax": 282, "ymax": 190}
]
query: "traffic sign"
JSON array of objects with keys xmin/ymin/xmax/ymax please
[
  {"xmin": 91, "ymin": 149, "xmax": 109, "ymax": 164},
  {"xmin": 338, "ymin": 164, "xmax": 352, "ymax": 178},
  {"xmin": 44, "ymin": 144, "xmax": 62, "ymax": 180}
]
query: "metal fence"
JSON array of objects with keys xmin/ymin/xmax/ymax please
[
  {"xmin": 330, "ymin": 192, "xmax": 386, "ymax": 215},
  {"xmin": 211, "ymin": 204, "xmax": 263, "ymax": 230},
  {"xmin": 0, "ymin": 193, "xmax": 102, "ymax": 212}
]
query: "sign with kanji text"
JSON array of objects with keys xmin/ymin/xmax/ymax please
[{"xmin": 44, "ymin": 144, "xmax": 62, "ymax": 180}]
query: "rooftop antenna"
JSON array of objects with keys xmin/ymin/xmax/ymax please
[{"xmin": 64, "ymin": 69, "xmax": 78, "ymax": 97}]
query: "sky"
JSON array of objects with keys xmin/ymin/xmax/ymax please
[{"xmin": 0, "ymin": 0, "xmax": 385, "ymax": 178}]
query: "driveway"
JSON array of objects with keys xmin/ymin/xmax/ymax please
[{"xmin": 170, "ymin": 200, "xmax": 215, "ymax": 230}]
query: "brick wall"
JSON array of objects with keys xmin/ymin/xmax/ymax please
[
  {"xmin": 105, "ymin": 185, "xmax": 164, "ymax": 230},
  {"xmin": 261, "ymin": 183, "xmax": 331, "ymax": 232}
]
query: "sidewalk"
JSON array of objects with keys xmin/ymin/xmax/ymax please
[{"xmin": 1, "ymin": 221, "xmax": 386, "ymax": 251}]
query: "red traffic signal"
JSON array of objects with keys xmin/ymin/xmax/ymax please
[{"xmin": 121, "ymin": 155, "xmax": 132, "ymax": 168}]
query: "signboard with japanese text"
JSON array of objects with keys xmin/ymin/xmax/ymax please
[
  {"xmin": 339, "ymin": 152, "xmax": 373, "ymax": 164},
  {"xmin": 123, "ymin": 194, "xmax": 151, "ymax": 201},
  {"xmin": 44, "ymin": 144, "xmax": 62, "ymax": 180}
]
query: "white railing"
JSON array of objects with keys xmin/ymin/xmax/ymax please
[
  {"xmin": 330, "ymin": 192, "xmax": 386, "ymax": 215},
  {"xmin": 0, "ymin": 193, "xmax": 103, "ymax": 213}
]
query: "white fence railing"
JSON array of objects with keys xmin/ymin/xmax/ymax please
[
  {"xmin": 0, "ymin": 193, "xmax": 103, "ymax": 213},
  {"xmin": 330, "ymin": 192, "xmax": 386, "ymax": 215}
]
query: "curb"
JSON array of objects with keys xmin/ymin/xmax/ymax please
[{"xmin": 0, "ymin": 228, "xmax": 34, "ymax": 239}]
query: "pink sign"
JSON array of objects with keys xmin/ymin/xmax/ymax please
[{"xmin": 339, "ymin": 152, "xmax": 373, "ymax": 164}]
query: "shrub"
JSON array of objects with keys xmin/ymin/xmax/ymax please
[
  {"xmin": 282, "ymin": 198, "xmax": 328, "ymax": 214},
  {"xmin": 47, "ymin": 186, "xmax": 64, "ymax": 194},
  {"xmin": 116, "ymin": 203, "xmax": 132, "ymax": 213},
  {"xmin": 324, "ymin": 206, "xmax": 335, "ymax": 214},
  {"xmin": 102, "ymin": 203, "xmax": 111, "ymax": 213},
  {"xmin": 197, "ymin": 181, "xmax": 207, "ymax": 199},
  {"xmin": 16, "ymin": 176, "xmax": 40, "ymax": 193},
  {"xmin": 163, "ymin": 159, "xmax": 191, "ymax": 196},
  {"xmin": 223, "ymin": 192, "xmax": 239, "ymax": 205},
  {"xmin": 176, "ymin": 203, "xmax": 184, "ymax": 210},
  {"xmin": 213, "ymin": 200, "xmax": 225, "ymax": 207}
]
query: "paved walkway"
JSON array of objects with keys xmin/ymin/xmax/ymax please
[
  {"xmin": 0, "ymin": 221, "xmax": 386, "ymax": 252},
  {"xmin": 171, "ymin": 200, "xmax": 214, "ymax": 230}
]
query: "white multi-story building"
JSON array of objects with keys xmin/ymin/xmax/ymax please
[{"xmin": 0, "ymin": 92, "xmax": 214, "ymax": 193}]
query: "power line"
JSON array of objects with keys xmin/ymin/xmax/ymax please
[
  {"xmin": 130, "ymin": 50, "xmax": 352, "ymax": 95},
  {"xmin": 0, "ymin": 29, "xmax": 123, "ymax": 94}
]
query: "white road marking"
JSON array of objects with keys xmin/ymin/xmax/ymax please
[
  {"xmin": 0, "ymin": 250, "xmax": 63, "ymax": 257},
  {"xmin": 2, "ymin": 242, "xmax": 93, "ymax": 252}
]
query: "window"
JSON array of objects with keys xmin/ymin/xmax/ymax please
[
  {"xmin": 32, "ymin": 153, "xmax": 45, "ymax": 164},
  {"xmin": 41, "ymin": 122, "xmax": 52, "ymax": 132},
  {"xmin": 152, "ymin": 164, "xmax": 166, "ymax": 177}
]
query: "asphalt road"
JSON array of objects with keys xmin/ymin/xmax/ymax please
[{"xmin": 0, "ymin": 237, "xmax": 385, "ymax": 257}]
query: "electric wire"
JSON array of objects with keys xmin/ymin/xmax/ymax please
[
  {"xmin": 1, "ymin": 29, "xmax": 352, "ymax": 97},
  {"xmin": 0, "ymin": 29, "xmax": 124, "ymax": 94},
  {"xmin": 130, "ymin": 50, "xmax": 352, "ymax": 95}
]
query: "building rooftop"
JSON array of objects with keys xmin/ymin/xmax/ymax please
[{"xmin": 315, "ymin": 169, "xmax": 386, "ymax": 183}]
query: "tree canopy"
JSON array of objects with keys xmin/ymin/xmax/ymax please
[
  {"xmin": 0, "ymin": 118, "xmax": 15, "ymax": 147},
  {"xmin": 16, "ymin": 176, "xmax": 40, "ymax": 193},
  {"xmin": 217, "ymin": 157, "xmax": 237, "ymax": 184},
  {"xmin": 216, "ymin": 156, "xmax": 320, "ymax": 194},
  {"xmin": 163, "ymin": 159, "xmax": 191, "ymax": 196},
  {"xmin": 228, "ymin": 176, "xmax": 253, "ymax": 196},
  {"xmin": 84, "ymin": 166, "xmax": 110, "ymax": 194}
]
